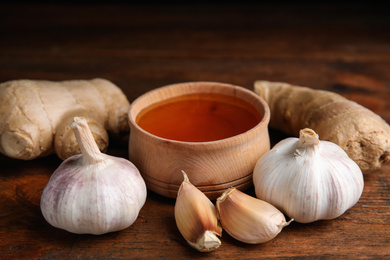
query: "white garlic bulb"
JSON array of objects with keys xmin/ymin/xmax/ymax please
[
  {"xmin": 216, "ymin": 187, "xmax": 292, "ymax": 244},
  {"xmin": 253, "ymin": 128, "xmax": 364, "ymax": 223},
  {"xmin": 40, "ymin": 117, "xmax": 147, "ymax": 235}
]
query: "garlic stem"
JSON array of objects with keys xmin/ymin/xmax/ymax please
[
  {"xmin": 281, "ymin": 219, "xmax": 294, "ymax": 228},
  {"xmin": 298, "ymin": 128, "xmax": 320, "ymax": 147},
  {"xmin": 181, "ymin": 170, "xmax": 190, "ymax": 183},
  {"xmin": 70, "ymin": 117, "xmax": 105, "ymax": 164}
]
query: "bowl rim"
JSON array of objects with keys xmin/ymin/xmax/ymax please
[{"xmin": 128, "ymin": 81, "xmax": 270, "ymax": 147}]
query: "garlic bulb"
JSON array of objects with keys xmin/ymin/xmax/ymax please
[
  {"xmin": 253, "ymin": 128, "xmax": 364, "ymax": 223},
  {"xmin": 216, "ymin": 187, "xmax": 292, "ymax": 244},
  {"xmin": 174, "ymin": 171, "xmax": 222, "ymax": 252},
  {"xmin": 40, "ymin": 117, "xmax": 147, "ymax": 235}
]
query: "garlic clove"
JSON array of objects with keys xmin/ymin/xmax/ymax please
[
  {"xmin": 40, "ymin": 117, "xmax": 147, "ymax": 235},
  {"xmin": 216, "ymin": 187, "xmax": 292, "ymax": 244},
  {"xmin": 174, "ymin": 170, "xmax": 222, "ymax": 252}
]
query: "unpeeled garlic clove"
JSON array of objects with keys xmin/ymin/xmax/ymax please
[
  {"xmin": 174, "ymin": 171, "xmax": 222, "ymax": 252},
  {"xmin": 216, "ymin": 187, "xmax": 292, "ymax": 244}
]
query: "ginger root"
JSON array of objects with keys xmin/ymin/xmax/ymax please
[
  {"xmin": 254, "ymin": 80, "xmax": 390, "ymax": 173},
  {"xmin": 0, "ymin": 78, "xmax": 130, "ymax": 160}
]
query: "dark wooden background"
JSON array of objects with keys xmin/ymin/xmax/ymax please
[{"xmin": 1, "ymin": 3, "xmax": 389, "ymax": 259}]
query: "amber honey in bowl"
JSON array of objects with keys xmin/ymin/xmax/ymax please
[{"xmin": 136, "ymin": 93, "xmax": 262, "ymax": 142}]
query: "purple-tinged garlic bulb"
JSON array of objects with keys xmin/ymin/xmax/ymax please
[{"xmin": 40, "ymin": 117, "xmax": 147, "ymax": 234}]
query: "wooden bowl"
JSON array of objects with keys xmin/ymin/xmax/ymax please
[{"xmin": 128, "ymin": 82, "xmax": 270, "ymax": 199}]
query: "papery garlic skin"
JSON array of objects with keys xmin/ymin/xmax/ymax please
[
  {"xmin": 40, "ymin": 117, "xmax": 147, "ymax": 235},
  {"xmin": 174, "ymin": 171, "xmax": 222, "ymax": 252},
  {"xmin": 253, "ymin": 128, "xmax": 364, "ymax": 223},
  {"xmin": 216, "ymin": 188, "xmax": 292, "ymax": 244}
]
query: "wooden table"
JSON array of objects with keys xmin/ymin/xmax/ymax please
[{"xmin": 1, "ymin": 3, "xmax": 389, "ymax": 259}]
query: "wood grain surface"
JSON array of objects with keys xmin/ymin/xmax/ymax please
[{"xmin": 0, "ymin": 3, "xmax": 389, "ymax": 259}]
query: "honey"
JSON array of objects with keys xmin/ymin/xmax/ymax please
[{"xmin": 136, "ymin": 93, "xmax": 262, "ymax": 142}]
